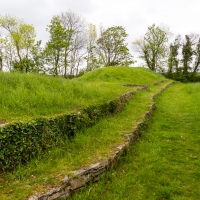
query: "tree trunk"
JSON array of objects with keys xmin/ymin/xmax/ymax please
[
  {"xmin": 54, "ymin": 50, "xmax": 60, "ymax": 76},
  {"xmin": 64, "ymin": 50, "xmax": 68, "ymax": 77},
  {"xmin": 15, "ymin": 41, "xmax": 22, "ymax": 62},
  {"xmin": 0, "ymin": 56, "xmax": 2, "ymax": 71}
]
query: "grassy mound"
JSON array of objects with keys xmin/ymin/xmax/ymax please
[
  {"xmin": 0, "ymin": 67, "xmax": 165, "ymax": 122},
  {"xmin": 78, "ymin": 66, "xmax": 164, "ymax": 83}
]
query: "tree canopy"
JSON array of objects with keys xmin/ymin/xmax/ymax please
[
  {"xmin": 44, "ymin": 16, "xmax": 72, "ymax": 76},
  {"xmin": 133, "ymin": 24, "xmax": 170, "ymax": 72},
  {"xmin": 166, "ymin": 34, "xmax": 200, "ymax": 81},
  {"xmin": 1, "ymin": 12, "xmax": 200, "ymax": 82},
  {"xmin": 0, "ymin": 14, "xmax": 38, "ymax": 72},
  {"xmin": 97, "ymin": 26, "xmax": 134, "ymax": 67}
]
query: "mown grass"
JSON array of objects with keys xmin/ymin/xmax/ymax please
[
  {"xmin": 70, "ymin": 83, "xmax": 200, "ymax": 200},
  {"xmin": 0, "ymin": 67, "xmax": 165, "ymax": 123},
  {"xmin": 0, "ymin": 80, "xmax": 172, "ymax": 199}
]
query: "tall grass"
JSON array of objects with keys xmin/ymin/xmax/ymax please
[
  {"xmin": 0, "ymin": 67, "xmax": 165, "ymax": 122},
  {"xmin": 70, "ymin": 83, "xmax": 200, "ymax": 200}
]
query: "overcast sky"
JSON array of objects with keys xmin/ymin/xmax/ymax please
[{"xmin": 1, "ymin": 0, "xmax": 200, "ymax": 63}]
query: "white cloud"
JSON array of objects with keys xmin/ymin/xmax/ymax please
[{"xmin": 1, "ymin": 0, "xmax": 200, "ymax": 54}]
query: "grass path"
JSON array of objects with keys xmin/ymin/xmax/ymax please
[{"xmin": 70, "ymin": 83, "xmax": 200, "ymax": 200}]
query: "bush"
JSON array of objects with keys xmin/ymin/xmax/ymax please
[{"xmin": 162, "ymin": 72, "xmax": 198, "ymax": 82}]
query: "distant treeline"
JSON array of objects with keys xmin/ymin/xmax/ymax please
[
  {"xmin": 1, "ymin": 12, "xmax": 200, "ymax": 81},
  {"xmin": 133, "ymin": 24, "xmax": 200, "ymax": 82},
  {"xmin": 0, "ymin": 12, "xmax": 133, "ymax": 77}
]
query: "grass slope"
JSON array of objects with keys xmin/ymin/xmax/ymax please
[
  {"xmin": 0, "ymin": 70, "xmax": 170, "ymax": 199},
  {"xmin": 78, "ymin": 66, "xmax": 164, "ymax": 83},
  {"xmin": 70, "ymin": 83, "xmax": 200, "ymax": 200},
  {"xmin": 0, "ymin": 67, "xmax": 165, "ymax": 123}
]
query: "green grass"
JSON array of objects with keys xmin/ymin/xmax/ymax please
[
  {"xmin": 70, "ymin": 83, "xmax": 200, "ymax": 200},
  {"xmin": 0, "ymin": 67, "xmax": 165, "ymax": 123},
  {"xmin": 78, "ymin": 66, "xmax": 164, "ymax": 83},
  {"xmin": 0, "ymin": 80, "xmax": 172, "ymax": 200}
]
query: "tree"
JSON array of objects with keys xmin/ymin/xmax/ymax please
[
  {"xmin": 11, "ymin": 24, "xmax": 37, "ymax": 73},
  {"xmin": 44, "ymin": 16, "xmax": 72, "ymax": 76},
  {"xmin": 97, "ymin": 26, "xmax": 133, "ymax": 67},
  {"xmin": 193, "ymin": 38, "xmax": 200, "ymax": 76},
  {"xmin": 182, "ymin": 35, "xmax": 193, "ymax": 76},
  {"xmin": 57, "ymin": 11, "xmax": 87, "ymax": 76},
  {"xmin": 0, "ymin": 54, "xmax": 2, "ymax": 71},
  {"xmin": 0, "ymin": 36, "xmax": 15, "ymax": 71},
  {"xmin": 133, "ymin": 24, "xmax": 170, "ymax": 72},
  {"xmin": 165, "ymin": 33, "xmax": 200, "ymax": 81},
  {"xmin": 0, "ymin": 14, "xmax": 38, "ymax": 72},
  {"xmin": 30, "ymin": 40, "xmax": 46, "ymax": 74},
  {"xmin": 0, "ymin": 36, "xmax": 3, "ymax": 71},
  {"xmin": 168, "ymin": 35, "xmax": 181, "ymax": 74},
  {"xmin": 85, "ymin": 23, "xmax": 99, "ymax": 71},
  {"xmin": 12, "ymin": 57, "xmax": 35, "ymax": 73},
  {"xmin": 19, "ymin": 24, "xmax": 36, "ymax": 58},
  {"xmin": 0, "ymin": 15, "xmax": 23, "ymax": 62},
  {"xmin": 181, "ymin": 34, "xmax": 200, "ymax": 77}
]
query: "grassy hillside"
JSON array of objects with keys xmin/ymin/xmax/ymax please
[
  {"xmin": 78, "ymin": 66, "xmax": 164, "ymax": 83},
  {"xmin": 2, "ymin": 66, "xmax": 198, "ymax": 199},
  {"xmin": 0, "ymin": 67, "xmax": 165, "ymax": 123},
  {"xmin": 0, "ymin": 77, "xmax": 172, "ymax": 200}
]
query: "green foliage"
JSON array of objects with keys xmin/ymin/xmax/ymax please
[
  {"xmin": 97, "ymin": 26, "xmax": 134, "ymax": 67},
  {"xmin": 0, "ymin": 66, "xmax": 166, "ymax": 170},
  {"xmin": 133, "ymin": 24, "xmax": 170, "ymax": 72},
  {"xmin": 168, "ymin": 35, "xmax": 181, "ymax": 74},
  {"xmin": 0, "ymin": 112, "xmax": 90, "ymax": 170},
  {"xmin": 44, "ymin": 16, "xmax": 73, "ymax": 76},
  {"xmin": 0, "ymin": 14, "xmax": 37, "ymax": 72},
  {"xmin": 166, "ymin": 34, "xmax": 200, "ymax": 82},
  {"xmin": 12, "ymin": 57, "xmax": 35, "ymax": 73},
  {"xmin": 0, "ymin": 67, "xmax": 165, "ymax": 122},
  {"xmin": 182, "ymin": 35, "xmax": 193, "ymax": 75},
  {"xmin": 0, "ymin": 79, "xmax": 171, "ymax": 199},
  {"xmin": 70, "ymin": 83, "xmax": 200, "ymax": 200},
  {"xmin": 0, "ymin": 91, "xmax": 134, "ymax": 170},
  {"xmin": 85, "ymin": 24, "xmax": 99, "ymax": 71},
  {"xmin": 57, "ymin": 11, "xmax": 87, "ymax": 76}
]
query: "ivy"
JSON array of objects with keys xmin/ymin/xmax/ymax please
[{"xmin": 0, "ymin": 91, "xmax": 134, "ymax": 171}]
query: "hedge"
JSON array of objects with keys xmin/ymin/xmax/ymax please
[{"xmin": 0, "ymin": 91, "xmax": 135, "ymax": 171}]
